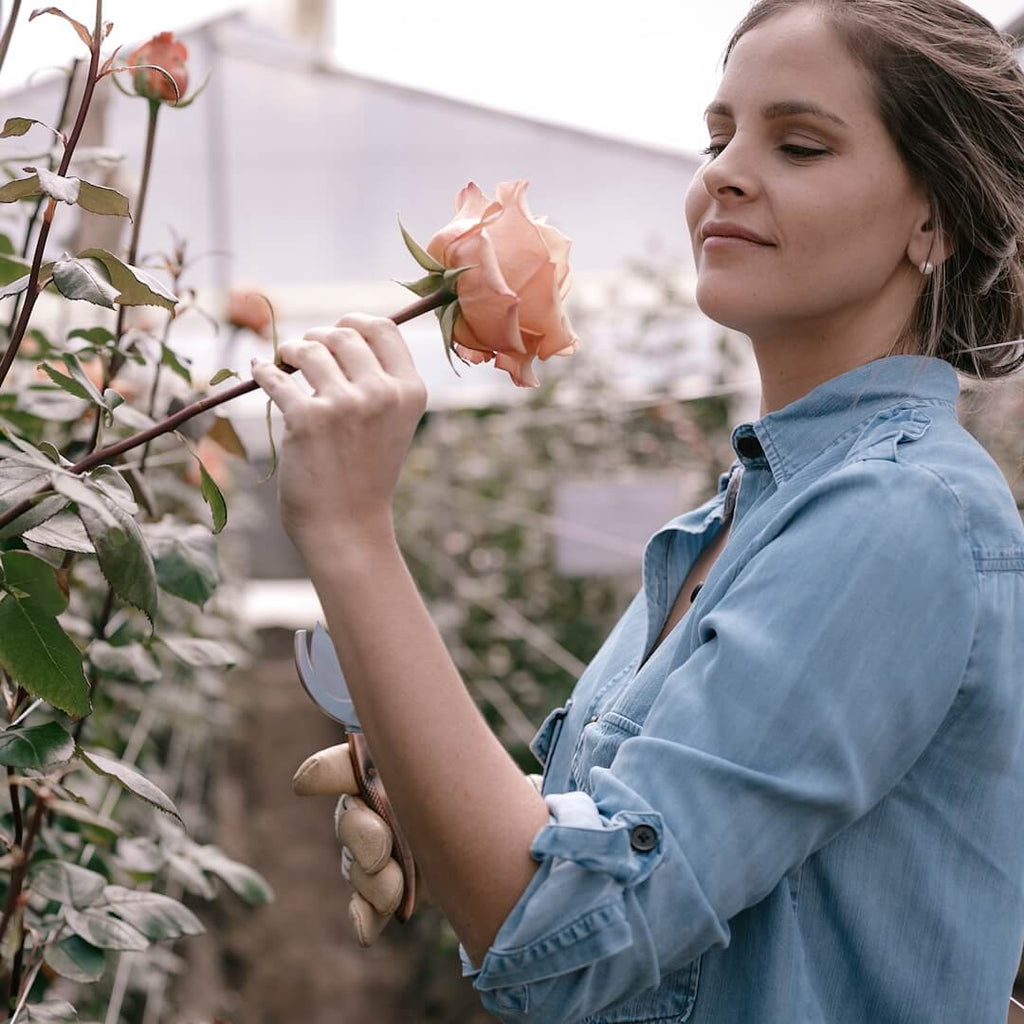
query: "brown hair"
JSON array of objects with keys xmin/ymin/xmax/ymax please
[{"xmin": 723, "ymin": 0, "xmax": 1024, "ymax": 379}]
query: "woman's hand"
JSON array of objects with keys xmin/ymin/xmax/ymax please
[{"xmin": 250, "ymin": 313, "xmax": 428, "ymax": 551}]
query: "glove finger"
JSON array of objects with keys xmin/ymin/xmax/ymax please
[
  {"xmin": 350, "ymin": 857, "xmax": 404, "ymax": 917},
  {"xmin": 335, "ymin": 794, "xmax": 392, "ymax": 873},
  {"xmin": 348, "ymin": 891, "xmax": 390, "ymax": 947},
  {"xmin": 292, "ymin": 743, "xmax": 358, "ymax": 796}
]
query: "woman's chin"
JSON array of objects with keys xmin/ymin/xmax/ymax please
[{"xmin": 693, "ymin": 285, "xmax": 766, "ymax": 335}]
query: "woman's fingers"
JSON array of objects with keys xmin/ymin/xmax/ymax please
[
  {"xmin": 291, "ymin": 744, "xmax": 359, "ymax": 796},
  {"xmin": 249, "ymin": 358, "xmax": 307, "ymax": 415},
  {"xmin": 275, "ymin": 338, "xmax": 352, "ymax": 396},
  {"xmin": 333, "ymin": 313, "xmax": 420, "ymax": 381},
  {"xmin": 299, "ymin": 326, "xmax": 386, "ymax": 384},
  {"xmin": 334, "ymin": 794, "xmax": 393, "ymax": 872}
]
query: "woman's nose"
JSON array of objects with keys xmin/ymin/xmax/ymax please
[{"xmin": 701, "ymin": 142, "xmax": 757, "ymax": 199}]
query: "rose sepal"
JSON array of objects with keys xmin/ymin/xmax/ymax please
[{"xmin": 397, "ymin": 215, "xmax": 445, "ymax": 273}]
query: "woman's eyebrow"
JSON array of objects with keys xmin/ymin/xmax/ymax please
[{"xmin": 704, "ymin": 100, "xmax": 850, "ymax": 128}]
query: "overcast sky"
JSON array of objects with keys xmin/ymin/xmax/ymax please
[{"xmin": 0, "ymin": 0, "xmax": 1022, "ymax": 154}]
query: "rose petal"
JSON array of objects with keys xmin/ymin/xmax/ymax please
[
  {"xmin": 483, "ymin": 181, "xmax": 552, "ymax": 293},
  {"xmin": 445, "ymin": 228, "xmax": 525, "ymax": 356}
]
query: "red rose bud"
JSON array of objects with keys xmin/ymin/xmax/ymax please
[{"xmin": 129, "ymin": 32, "xmax": 189, "ymax": 104}]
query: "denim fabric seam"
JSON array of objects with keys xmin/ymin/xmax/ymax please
[
  {"xmin": 786, "ymin": 398, "xmax": 951, "ymax": 481},
  {"xmin": 477, "ymin": 898, "xmax": 626, "ymax": 974},
  {"xmin": 975, "ymin": 559, "xmax": 1024, "ymax": 571}
]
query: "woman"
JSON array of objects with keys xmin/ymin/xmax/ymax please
[{"xmin": 251, "ymin": 1, "xmax": 1024, "ymax": 1020}]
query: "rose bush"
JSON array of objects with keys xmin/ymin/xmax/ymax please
[
  {"xmin": 425, "ymin": 180, "xmax": 578, "ymax": 387},
  {"xmin": 129, "ymin": 31, "xmax": 189, "ymax": 104}
]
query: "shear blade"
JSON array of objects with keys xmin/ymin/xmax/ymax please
[{"xmin": 293, "ymin": 622, "xmax": 362, "ymax": 730}]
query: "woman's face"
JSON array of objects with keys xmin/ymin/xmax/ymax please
[{"xmin": 684, "ymin": 7, "xmax": 931, "ymax": 346}]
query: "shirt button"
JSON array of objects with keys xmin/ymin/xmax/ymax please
[
  {"xmin": 736, "ymin": 434, "xmax": 764, "ymax": 460},
  {"xmin": 629, "ymin": 824, "xmax": 658, "ymax": 852},
  {"xmin": 587, "ymin": 714, "xmax": 600, "ymax": 725}
]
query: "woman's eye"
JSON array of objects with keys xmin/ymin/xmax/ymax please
[{"xmin": 699, "ymin": 142, "xmax": 829, "ymax": 159}]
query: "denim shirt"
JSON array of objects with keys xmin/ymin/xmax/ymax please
[{"xmin": 458, "ymin": 355, "xmax": 1024, "ymax": 1023}]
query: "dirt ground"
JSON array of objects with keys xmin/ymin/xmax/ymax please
[{"xmin": 171, "ymin": 629, "xmax": 493, "ymax": 1024}]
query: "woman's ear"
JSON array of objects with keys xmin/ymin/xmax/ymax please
[{"xmin": 909, "ymin": 204, "xmax": 953, "ymax": 271}]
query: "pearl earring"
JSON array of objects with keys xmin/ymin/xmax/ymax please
[{"xmin": 920, "ymin": 260, "xmax": 935, "ymax": 276}]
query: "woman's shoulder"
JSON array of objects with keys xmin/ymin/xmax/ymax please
[{"xmin": 838, "ymin": 406, "xmax": 1024, "ymax": 563}]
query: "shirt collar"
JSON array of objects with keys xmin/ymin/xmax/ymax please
[{"xmin": 730, "ymin": 355, "xmax": 960, "ymax": 484}]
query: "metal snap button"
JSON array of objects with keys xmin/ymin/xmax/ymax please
[
  {"xmin": 629, "ymin": 824, "xmax": 658, "ymax": 852},
  {"xmin": 588, "ymin": 714, "xmax": 600, "ymax": 724}
]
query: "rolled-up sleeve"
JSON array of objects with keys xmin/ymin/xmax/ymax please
[{"xmin": 460, "ymin": 460, "xmax": 980, "ymax": 1023}]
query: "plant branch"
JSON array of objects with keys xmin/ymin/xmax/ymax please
[
  {"xmin": 0, "ymin": 288, "xmax": 450, "ymax": 534},
  {"xmin": 0, "ymin": 3, "xmax": 104, "ymax": 390},
  {"xmin": 0, "ymin": 788, "xmax": 49, "ymax": 950},
  {"xmin": 103, "ymin": 98, "xmax": 160, "ymax": 395},
  {"xmin": 0, "ymin": 0, "xmax": 21, "ymax": 83}
]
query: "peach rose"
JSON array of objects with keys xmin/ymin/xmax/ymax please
[
  {"xmin": 226, "ymin": 289, "xmax": 273, "ymax": 340},
  {"xmin": 425, "ymin": 180, "xmax": 578, "ymax": 388},
  {"xmin": 129, "ymin": 32, "xmax": 189, "ymax": 105}
]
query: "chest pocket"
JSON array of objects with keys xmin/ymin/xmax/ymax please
[
  {"xmin": 571, "ymin": 711, "xmax": 642, "ymax": 793},
  {"xmin": 581, "ymin": 959, "xmax": 702, "ymax": 1023}
]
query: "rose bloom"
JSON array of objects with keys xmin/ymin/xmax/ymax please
[
  {"xmin": 226, "ymin": 289, "xmax": 273, "ymax": 340},
  {"xmin": 426, "ymin": 180, "xmax": 578, "ymax": 388},
  {"xmin": 129, "ymin": 32, "xmax": 189, "ymax": 105}
]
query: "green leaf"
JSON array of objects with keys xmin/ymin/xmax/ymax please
[
  {"xmin": 100, "ymin": 885, "xmax": 204, "ymax": 941},
  {"xmin": 75, "ymin": 179, "xmax": 131, "ymax": 218},
  {"xmin": 398, "ymin": 214, "xmax": 445, "ymax": 273},
  {"xmin": 0, "ymin": 721, "xmax": 74, "ymax": 768},
  {"xmin": 88, "ymin": 640, "xmax": 161, "ymax": 683},
  {"xmin": 0, "ymin": 273, "xmax": 31, "ymax": 299},
  {"xmin": 208, "ymin": 368, "xmax": 239, "ymax": 386},
  {"xmin": 0, "ymin": 253, "xmax": 30, "ymax": 286},
  {"xmin": 166, "ymin": 852, "xmax": 216, "ymax": 899},
  {"xmin": 260, "ymin": 397, "xmax": 277, "ymax": 483},
  {"xmin": 0, "ymin": 461, "xmax": 50, "ymax": 506},
  {"xmin": 0, "ymin": 596, "xmax": 90, "ymax": 718},
  {"xmin": 76, "ymin": 248, "xmax": 177, "ymax": 310},
  {"xmin": 67, "ymin": 326, "xmax": 116, "ymax": 349},
  {"xmin": 43, "ymin": 934, "xmax": 106, "ymax": 983},
  {"xmin": 54, "ymin": 475, "xmax": 119, "ymax": 526},
  {"xmin": 0, "ymin": 551, "xmax": 66, "ymax": 614},
  {"xmin": 22, "ymin": 511, "xmax": 94, "ymax": 553},
  {"xmin": 76, "ymin": 495, "xmax": 158, "ymax": 620},
  {"xmin": 159, "ymin": 343, "xmax": 192, "ymax": 385},
  {"xmin": 28, "ymin": 7, "xmax": 95, "ymax": 50},
  {"xmin": 87, "ymin": 466, "xmax": 137, "ymax": 516},
  {"xmin": 0, "ymin": 174, "xmax": 44, "ymax": 204},
  {"xmin": 65, "ymin": 906, "xmax": 148, "ymax": 951},
  {"xmin": 158, "ymin": 636, "xmax": 238, "ymax": 668},
  {"xmin": 36, "ymin": 361, "xmax": 101, "ymax": 403},
  {"xmin": 48, "ymin": 798, "xmax": 122, "ymax": 840},
  {"xmin": 148, "ymin": 525, "xmax": 219, "ymax": 606},
  {"xmin": 205, "ymin": 416, "xmax": 247, "ymax": 459},
  {"xmin": 28, "ymin": 860, "xmax": 107, "ymax": 909},
  {"xmin": 115, "ymin": 836, "xmax": 164, "ymax": 875},
  {"xmin": 0, "ymin": 234, "xmax": 13, "ymax": 255},
  {"xmin": 438, "ymin": 301, "xmax": 463, "ymax": 378},
  {"xmin": 1, "ymin": 117, "xmax": 34, "ymax": 138},
  {"xmin": 77, "ymin": 748, "xmax": 183, "ymax": 825},
  {"xmin": 200, "ymin": 463, "xmax": 227, "ymax": 534},
  {"xmin": 192, "ymin": 845, "xmax": 274, "ymax": 905},
  {"xmin": 50, "ymin": 255, "xmax": 119, "ymax": 309}
]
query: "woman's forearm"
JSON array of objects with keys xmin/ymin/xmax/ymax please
[{"xmin": 300, "ymin": 516, "xmax": 550, "ymax": 965}]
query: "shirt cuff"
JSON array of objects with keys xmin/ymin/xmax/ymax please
[{"xmin": 461, "ymin": 790, "xmax": 665, "ymax": 994}]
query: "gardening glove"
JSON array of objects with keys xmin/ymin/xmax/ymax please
[{"xmin": 292, "ymin": 742, "xmax": 544, "ymax": 946}]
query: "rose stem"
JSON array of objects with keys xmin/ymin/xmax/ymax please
[
  {"xmin": 0, "ymin": 0, "xmax": 21, "ymax": 82},
  {"xmin": 6, "ymin": 55, "xmax": 81, "ymax": 340},
  {"xmin": 0, "ymin": 1, "xmax": 105, "ymax": 390},
  {"xmin": 0, "ymin": 288, "xmax": 450, "ymax": 534}
]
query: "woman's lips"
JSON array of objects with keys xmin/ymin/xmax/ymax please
[{"xmin": 702, "ymin": 235, "xmax": 773, "ymax": 250}]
